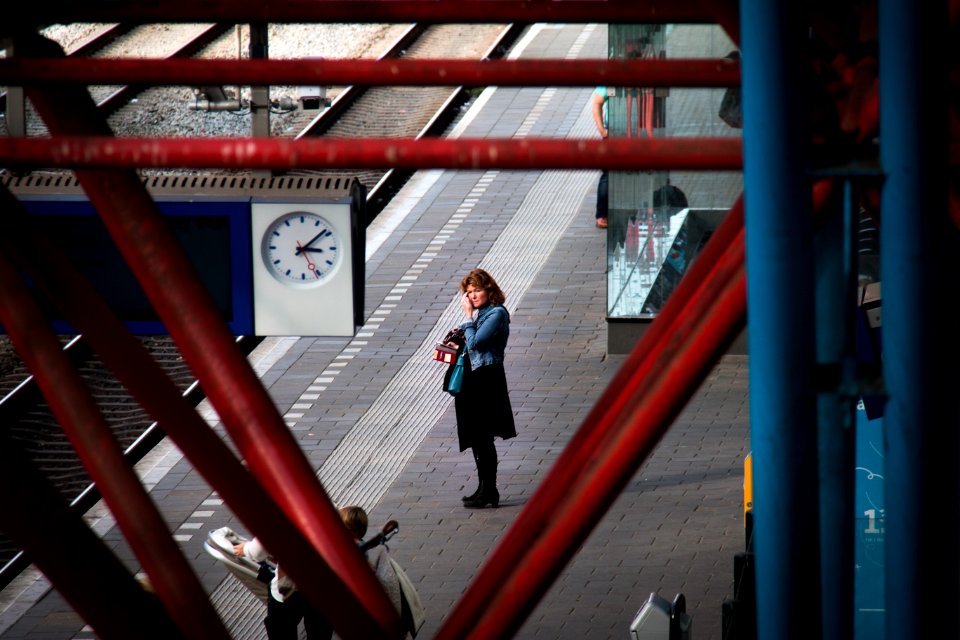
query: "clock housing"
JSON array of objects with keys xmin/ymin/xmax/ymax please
[{"xmin": 252, "ymin": 200, "xmax": 356, "ymax": 336}]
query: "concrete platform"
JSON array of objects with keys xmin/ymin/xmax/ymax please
[{"xmin": 0, "ymin": 23, "xmax": 750, "ymax": 640}]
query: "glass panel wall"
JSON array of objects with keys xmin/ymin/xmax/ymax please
[{"xmin": 605, "ymin": 24, "xmax": 743, "ymax": 319}]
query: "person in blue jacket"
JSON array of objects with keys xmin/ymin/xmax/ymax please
[{"xmin": 455, "ymin": 268, "xmax": 517, "ymax": 508}]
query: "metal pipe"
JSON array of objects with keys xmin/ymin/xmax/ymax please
[
  {"xmin": 0, "ymin": 185, "xmax": 396, "ymax": 638},
  {"xmin": 739, "ymin": 0, "xmax": 821, "ymax": 637},
  {"xmin": 0, "ymin": 136, "xmax": 743, "ymax": 171},
  {"xmin": 879, "ymin": 0, "xmax": 958, "ymax": 638},
  {"xmin": 440, "ymin": 233, "xmax": 748, "ymax": 639},
  {"xmin": 16, "ymin": 31, "xmax": 403, "ymax": 639},
  {"xmin": 2, "ymin": 1, "xmax": 727, "ymax": 26},
  {"xmin": 188, "ymin": 99, "xmax": 242, "ymax": 111},
  {"xmin": 0, "ymin": 251, "xmax": 231, "ymax": 640},
  {"xmin": 249, "ymin": 22, "xmax": 270, "ymax": 140},
  {"xmin": 0, "ymin": 57, "xmax": 741, "ymax": 88},
  {"xmin": 813, "ymin": 180, "xmax": 854, "ymax": 640}
]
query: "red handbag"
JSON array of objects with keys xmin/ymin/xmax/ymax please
[
  {"xmin": 433, "ymin": 327, "xmax": 465, "ymax": 364},
  {"xmin": 432, "ymin": 342, "xmax": 459, "ymax": 364}
]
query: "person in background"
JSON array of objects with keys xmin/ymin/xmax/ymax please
[
  {"xmin": 591, "ymin": 86, "xmax": 609, "ymax": 229},
  {"xmin": 454, "ymin": 268, "xmax": 517, "ymax": 508},
  {"xmin": 346, "ymin": 505, "xmax": 426, "ymax": 638},
  {"xmin": 234, "ymin": 506, "xmax": 423, "ymax": 639},
  {"xmin": 233, "ymin": 513, "xmax": 345, "ymax": 640}
]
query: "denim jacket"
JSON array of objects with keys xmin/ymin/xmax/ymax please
[{"xmin": 459, "ymin": 304, "xmax": 509, "ymax": 370}]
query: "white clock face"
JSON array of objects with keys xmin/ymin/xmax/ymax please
[{"xmin": 262, "ymin": 211, "xmax": 342, "ymax": 286}]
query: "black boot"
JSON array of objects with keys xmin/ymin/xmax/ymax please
[
  {"xmin": 464, "ymin": 440, "xmax": 499, "ymax": 509},
  {"xmin": 463, "ymin": 484, "xmax": 499, "ymax": 509},
  {"xmin": 462, "ymin": 449, "xmax": 482, "ymax": 502},
  {"xmin": 462, "ymin": 482, "xmax": 483, "ymax": 503}
]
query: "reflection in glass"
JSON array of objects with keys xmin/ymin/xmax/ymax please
[{"xmin": 604, "ymin": 23, "xmax": 743, "ymax": 320}]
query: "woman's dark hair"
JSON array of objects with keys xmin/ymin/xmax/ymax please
[{"xmin": 460, "ymin": 268, "xmax": 506, "ymax": 306}]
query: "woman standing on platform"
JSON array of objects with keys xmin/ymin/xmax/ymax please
[{"xmin": 454, "ymin": 268, "xmax": 516, "ymax": 508}]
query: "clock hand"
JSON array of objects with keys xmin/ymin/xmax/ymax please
[
  {"xmin": 296, "ymin": 241, "xmax": 317, "ymax": 273},
  {"xmin": 301, "ymin": 229, "xmax": 330, "ymax": 251}
]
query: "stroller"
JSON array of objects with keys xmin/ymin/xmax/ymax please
[
  {"xmin": 203, "ymin": 520, "xmax": 400, "ymax": 605},
  {"xmin": 204, "ymin": 520, "xmax": 423, "ymax": 637}
]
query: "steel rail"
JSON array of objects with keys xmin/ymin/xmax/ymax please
[
  {"xmin": 95, "ymin": 23, "xmax": 235, "ymax": 116},
  {"xmin": 64, "ymin": 23, "xmax": 136, "ymax": 56},
  {"xmin": 0, "ymin": 136, "xmax": 744, "ymax": 171},
  {"xmin": 0, "ymin": 24, "xmax": 134, "ymax": 111},
  {"xmin": 364, "ymin": 22, "xmax": 527, "ymax": 214},
  {"xmin": 297, "ymin": 23, "xmax": 426, "ymax": 139},
  {"xmin": 0, "ymin": 57, "xmax": 741, "ymax": 88}
]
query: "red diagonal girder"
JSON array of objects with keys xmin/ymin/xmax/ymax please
[
  {"xmin": 436, "ymin": 194, "xmax": 743, "ymax": 634},
  {"xmin": 463, "ymin": 246, "xmax": 748, "ymax": 639},
  {"xmin": 14, "ymin": 32, "xmax": 403, "ymax": 639},
  {"xmin": 0, "ymin": 250, "xmax": 231, "ymax": 640},
  {"xmin": 0, "ymin": 185, "xmax": 401, "ymax": 639},
  {"xmin": 0, "ymin": 420, "xmax": 184, "ymax": 639}
]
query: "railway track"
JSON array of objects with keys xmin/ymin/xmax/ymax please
[
  {"xmin": 0, "ymin": 335, "xmax": 262, "ymax": 590},
  {"xmin": 291, "ymin": 22, "xmax": 521, "ymax": 215},
  {"xmin": 0, "ymin": 20, "xmax": 523, "ymax": 591}
]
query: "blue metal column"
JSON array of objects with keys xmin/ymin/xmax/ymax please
[
  {"xmin": 814, "ymin": 182, "xmax": 855, "ymax": 640},
  {"xmin": 739, "ymin": 1, "xmax": 821, "ymax": 638},
  {"xmin": 879, "ymin": 1, "xmax": 958, "ymax": 638}
]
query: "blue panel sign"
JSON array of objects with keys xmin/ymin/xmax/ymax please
[
  {"xmin": 854, "ymin": 398, "xmax": 885, "ymax": 640},
  {"xmin": 12, "ymin": 197, "xmax": 253, "ymax": 335}
]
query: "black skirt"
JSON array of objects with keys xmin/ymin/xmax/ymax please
[{"xmin": 454, "ymin": 360, "xmax": 516, "ymax": 452}]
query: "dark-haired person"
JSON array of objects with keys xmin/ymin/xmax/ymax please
[
  {"xmin": 234, "ymin": 506, "xmax": 366, "ymax": 640},
  {"xmin": 454, "ymin": 268, "xmax": 517, "ymax": 508}
]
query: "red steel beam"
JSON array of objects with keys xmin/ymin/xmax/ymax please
[
  {"xmin": 0, "ymin": 251, "xmax": 231, "ymax": 640},
  {"xmin": 5, "ymin": 1, "xmax": 725, "ymax": 26},
  {"xmin": 0, "ymin": 57, "xmax": 740, "ymax": 88},
  {"xmin": 0, "ymin": 435, "xmax": 184, "ymax": 640},
  {"xmin": 18, "ymin": 34, "xmax": 404, "ymax": 639},
  {"xmin": 712, "ymin": 0, "xmax": 742, "ymax": 45},
  {"xmin": 0, "ymin": 185, "xmax": 399, "ymax": 638},
  {"xmin": 0, "ymin": 441, "xmax": 185, "ymax": 639},
  {"xmin": 0, "ymin": 136, "xmax": 743, "ymax": 171}
]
